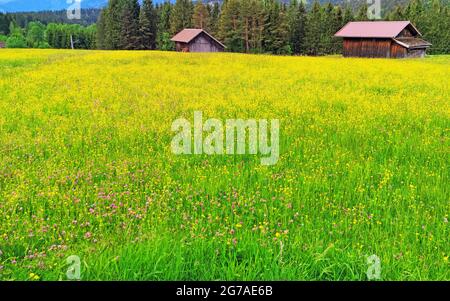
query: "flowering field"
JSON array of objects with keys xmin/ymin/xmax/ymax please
[{"xmin": 0, "ymin": 49, "xmax": 448, "ymax": 281}]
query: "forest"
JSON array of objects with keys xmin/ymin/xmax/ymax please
[{"xmin": 0, "ymin": 0, "xmax": 448, "ymax": 54}]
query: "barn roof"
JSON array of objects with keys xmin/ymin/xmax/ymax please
[
  {"xmin": 335, "ymin": 21, "xmax": 421, "ymax": 38},
  {"xmin": 171, "ymin": 29, "xmax": 226, "ymax": 48}
]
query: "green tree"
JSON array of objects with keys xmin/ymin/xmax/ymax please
[
  {"xmin": 121, "ymin": 0, "xmax": 140, "ymax": 50},
  {"xmin": 6, "ymin": 22, "xmax": 27, "ymax": 48},
  {"xmin": 356, "ymin": 2, "xmax": 369, "ymax": 21},
  {"xmin": 157, "ymin": 1, "xmax": 174, "ymax": 50},
  {"xmin": 263, "ymin": 0, "xmax": 290, "ymax": 54},
  {"xmin": 26, "ymin": 21, "xmax": 46, "ymax": 48},
  {"xmin": 0, "ymin": 13, "xmax": 12, "ymax": 35},
  {"xmin": 241, "ymin": 0, "xmax": 265, "ymax": 53},
  {"xmin": 208, "ymin": 2, "xmax": 221, "ymax": 36},
  {"xmin": 192, "ymin": 1, "xmax": 210, "ymax": 30},
  {"xmin": 342, "ymin": 3, "xmax": 354, "ymax": 24},
  {"xmin": 139, "ymin": 0, "xmax": 158, "ymax": 50},
  {"xmin": 304, "ymin": 1, "xmax": 323, "ymax": 55},
  {"xmin": 104, "ymin": 0, "xmax": 124, "ymax": 49},
  {"xmin": 96, "ymin": 9, "xmax": 107, "ymax": 49},
  {"xmin": 219, "ymin": 0, "xmax": 243, "ymax": 52},
  {"xmin": 331, "ymin": 5, "xmax": 344, "ymax": 53},
  {"xmin": 170, "ymin": 0, "xmax": 193, "ymax": 35},
  {"xmin": 321, "ymin": 2, "xmax": 335, "ymax": 54}
]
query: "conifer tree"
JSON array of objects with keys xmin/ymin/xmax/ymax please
[
  {"xmin": 120, "ymin": 0, "xmax": 140, "ymax": 50},
  {"xmin": 263, "ymin": 0, "xmax": 290, "ymax": 54},
  {"xmin": 219, "ymin": 0, "xmax": 243, "ymax": 52},
  {"xmin": 240, "ymin": 0, "xmax": 264, "ymax": 53},
  {"xmin": 332, "ymin": 5, "xmax": 344, "ymax": 53},
  {"xmin": 96, "ymin": 8, "xmax": 107, "ymax": 49},
  {"xmin": 157, "ymin": 1, "xmax": 173, "ymax": 50},
  {"xmin": 139, "ymin": 0, "xmax": 158, "ymax": 50},
  {"xmin": 322, "ymin": 2, "xmax": 335, "ymax": 54},
  {"xmin": 304, "ymin": 1, "xmax": 323, "ymax": 55},
  {"xmin": 192, "ymin": 1, "xmax": 210, "ymax": 30},
  {"xmin": 208, "ymin": 2, "xmax": 221, "ymax": 36},
  {"xmin": 170, "ymin": 0, "xmax": 194, "ymax": 35},
  {"xmin": 356, "ymin": 2, "xmax": 369, "ymax": 21},
  {"xmin": 104, "ymin": 0, "xmax": 123, "ymax": 49}
]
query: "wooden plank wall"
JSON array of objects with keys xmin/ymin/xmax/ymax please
[
  {"xmin": 390, "ymin": 42, "xmax": 407, "ymax": 58},
  {"xmin": 343, "ymin": 38, "xmax": 392, "ymax": 58},
  {"xmin": 189, "ymin": 33, "xmax": 224, "ymax": 53}
]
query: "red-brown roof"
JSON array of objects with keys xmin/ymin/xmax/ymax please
[
  {"xmin": 335, "ymin": 21, "xmax": 421, "ymax": 38},
  {"xmin": 171, "ymin": 29, "xmax": 226, "ymax": 48}
]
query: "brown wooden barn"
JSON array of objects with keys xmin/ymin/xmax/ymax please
[
  {"xmin": 171, "ymin": 29, "xmax": 225, "ymax": 53},
  {"xmin": 334, "ymin": 21, "xmax": 431, "ymax": 58}
]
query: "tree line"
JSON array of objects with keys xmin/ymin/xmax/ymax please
[
  {"xmin": 96, "ymin": 0, "xmax": 449, "ymax": 55},
  {"xmin": 0, "ymin": 18, "xmax": 96, "ymax": 49},
  {"xmin": 1, "ymin": 0, "xmax": 448, "ymax": 54}
]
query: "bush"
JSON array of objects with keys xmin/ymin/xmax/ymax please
[
  {"xmin": 6, "ymin": 35, "xmax": 27, "ymax": 48},
  {"xmin": 37, "ymin": 41, "xmax": 50, "ymax": 49}
]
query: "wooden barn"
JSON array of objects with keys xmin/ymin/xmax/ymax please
[
  {"xmin": 334, "ymin": 21, "xmax": 431, "ymax": 58},
  {"xmin": 171, "ymin": 29, "xmax": 225, "ymax": 53}
]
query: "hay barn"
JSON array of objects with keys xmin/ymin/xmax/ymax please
[
  {"xmin": 171, "ymin": 29, "xmax": 225, "ymax": 53},
  {"xmin": 334, "ymin": 21, "xmax": 432, "ymax": 58}
]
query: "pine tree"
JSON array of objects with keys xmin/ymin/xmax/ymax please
[
  {"xmin": 157, "ymin": 1, "xmax": 173, "ymax": 50},
  {"xmin": 170, "ymin": 0, "xmax": 194, "ymax": 35},
  {"xmin": 305, "ymin": 1, "xmax": 323, "ymax": 55},
  {"xmin": 356, "ymin": 2, "xmax": 369, "ymax": 21},
  {"xmin": 287, "ymin": 0, "xmax": 300, "ymax": 54},
  {"xmin": 219, "ymin": 0, "xmax": 243, "ymax": 52},
  {"xmin": 96, "ymin": 9, "xmax": 107, "ymax": 49},
  {"xmin": 241, "ymin": 0, "xmax": 264, "ymax": 53},
  {"xmin": 263, "ymin": 0, "xmax": 290, "ymax": 54},
  {"xmin": 104, "ymin": 0, "xmax": 123, "ymax": 49},
  {"xmin": 342, "ymin": 3, "xmax": 354, "ymax": 24},
  {"xmin": 388, "ymin": 5, "xmax": 404, "ymax": 21},
  {"xmin": 192, "ymin": 1, "xmax": 210, "ymax": 30},
  {"xmin": 139, "ymin": 0, "xmax": 158, "ymax": 50},
  {"xmin": 322, "ymin": 2, "xmax": 335, "ymax": 54},
  {"xmin": 332, "ymin": 5, "xmax": 344, "ymax": 53},
  {"xmin": 208, "ymin": 2, "xmax": 221, "ymax": 36},
  {"xmin": 248, "ymin": 0, "xmax": 265, "ymax": 53},
  {"xmin": 296, "ymin": 1, "xmax": 307, "ymax": 54},
  {"xmin": 120, "ymin": 0, "xmax": 140, "ymax": 50}
]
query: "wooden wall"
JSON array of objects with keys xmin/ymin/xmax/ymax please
[
  {"xmin": 343, "ymin": 38, "xmax": 392, "ymax": 58},
  {"xmin": 406, "ymin": 49, "xmax": 426, "ymax": 58},
  {"xmin": 390, "ymin": 42, "xmax": 407, "ymax": 58},
  {"xmin": 188, "ymin": 33, "xmax": 224, "ymax": 53},
  {"xmin": 175, "ymin": 33, "xmax": 224, "ymax": 53},
  {"xmin": 340, "ymin": 26, "xmax": 428, "ymax": 59}
]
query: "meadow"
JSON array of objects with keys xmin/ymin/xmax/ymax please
[{"xmin": 0, "ymin": 49, "xmax": 448, "ymax": 281}]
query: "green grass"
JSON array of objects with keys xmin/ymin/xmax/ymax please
[{"xmin": 0, "ymin": 49, "xmax": 448, "ymax": 281}]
